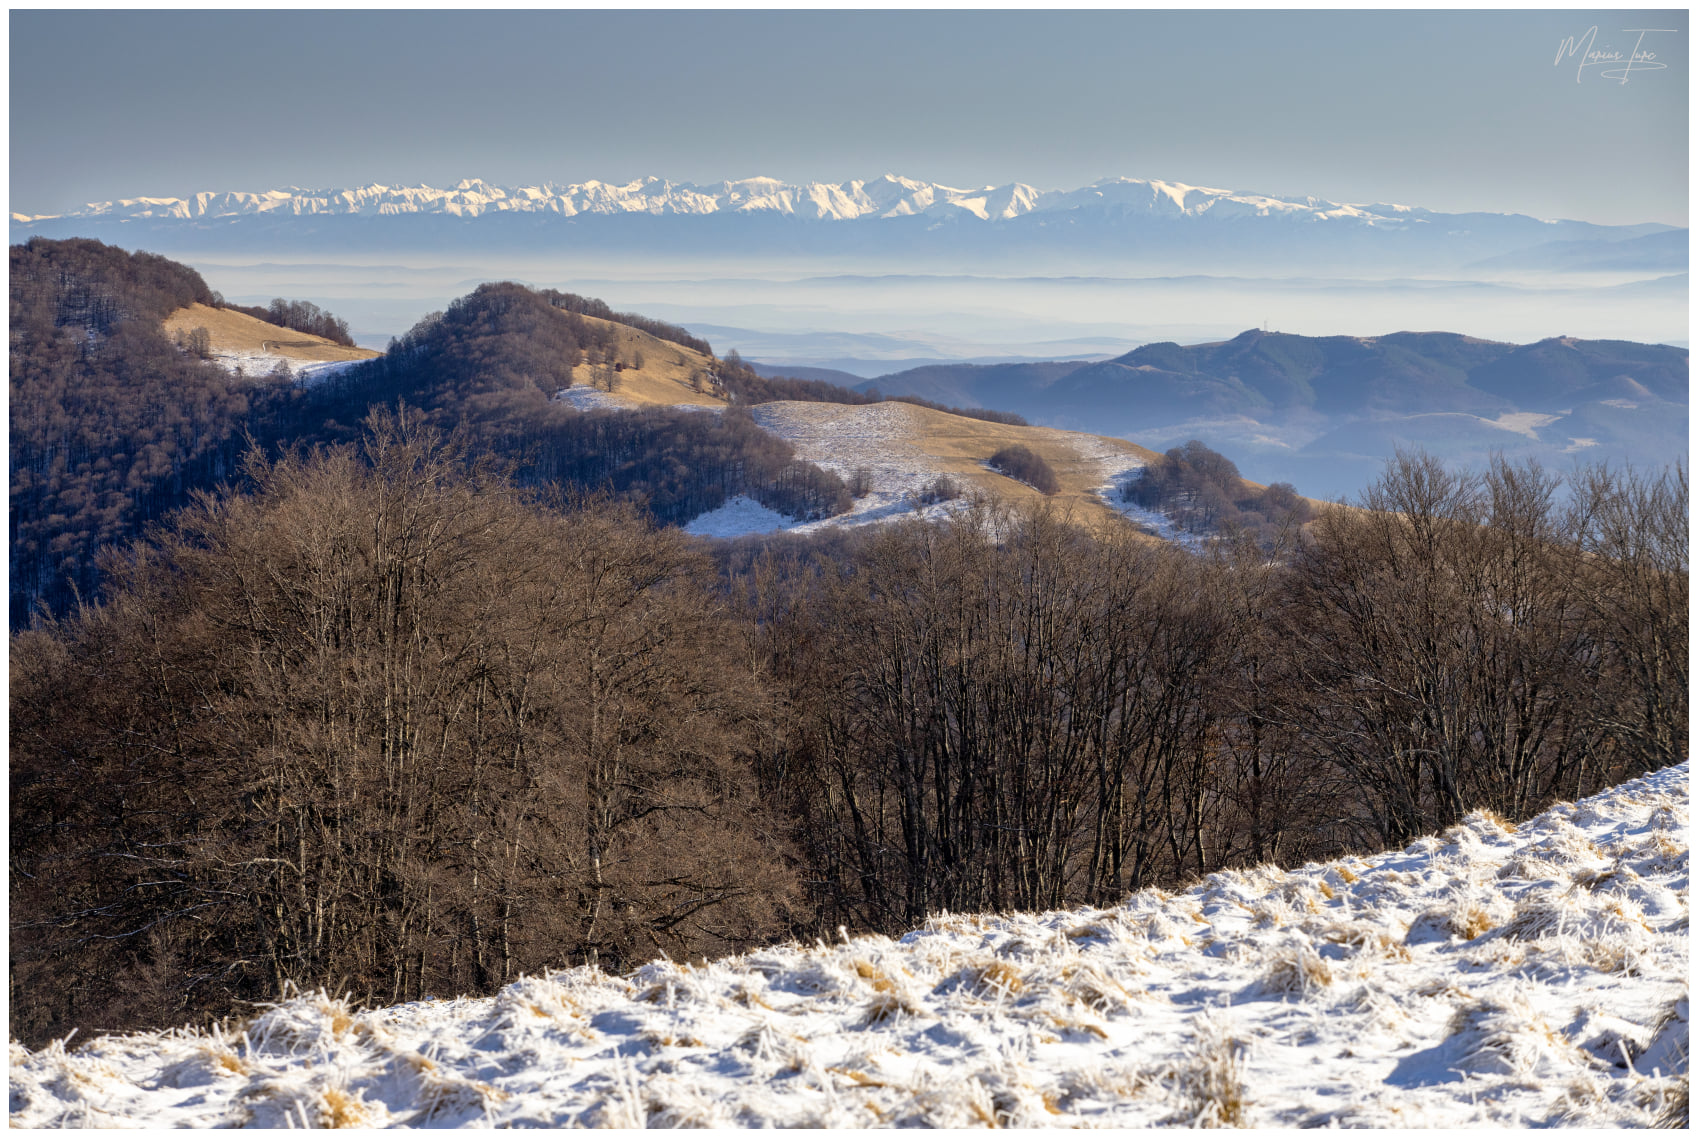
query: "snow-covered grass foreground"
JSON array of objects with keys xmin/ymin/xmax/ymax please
[{"xmin": 11, "ymin": 765, "xmax": 1688, "ymax": 1128}]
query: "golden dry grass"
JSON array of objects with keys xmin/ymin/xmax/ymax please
[
  {"xmin": 167, "ymin": 297, "xmax": 1298, "ymax": 538},
  {"xmin": 163, "ymin": 304, "xmax": 380, "ymax": 363},
  {"xmin": 571, "ymin": 328, "xmax": 1163, "ymax": 532},
  {"xmin": 776, "ymin": 399, "xmax": 1162, "ymax": 532},
  {"xmin": 571, "ymin": 316, "xmax": 726, "ymax": 408}
]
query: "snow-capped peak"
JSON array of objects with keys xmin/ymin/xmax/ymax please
[{"xmin": 12, "ymin": 175, "xmax": 1438, "ymax": 229}]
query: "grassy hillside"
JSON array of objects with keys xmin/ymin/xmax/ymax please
[
  {"xmin": 749, "ymin": 399, "xmax": 1160, "ymax": 529},
  {"xmin": 568, "ymin": 314, "xmax": 726, "ymax": 408},
  {"xmin": 162, "ymin": 303, "xmax": 379, "ymax": 365}
]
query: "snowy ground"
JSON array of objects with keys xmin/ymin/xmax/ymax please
[
  {"xmin": 555, "ymin": 386, "xmax": 630, "ymax": 413},
  {"xmin": 681, "ymin": 402, "xmax": 981, "ymax": 538},
  {"xmin": 750, "ymin": 402, "xmax": 976, "ymax": 530},
  {"xmin": 1067, "ymin": 433, "xmax": 1205, "ymax": 548},
  {"xmin": 203, "ymin": 349, "xmax": 363, "ymax": 387},
  {"xmin": 551, "ymin": 397, "xmax": 1181, "ymax": 541},
  {"xmin": 686, "ymin": 402, "xmax": 1170, "ymax": 540},
  {"xmin": 10, "ymin": 764, "xmax": 1687, "ymax": 1128},
  {"xmin": 682, "ymin": 495, "xmax": 795, "ymax": 538}
]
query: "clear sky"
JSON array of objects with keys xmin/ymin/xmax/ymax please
[{"xmin": 9, "ymin": 9, "xmax": 1689, "ymax": 226}]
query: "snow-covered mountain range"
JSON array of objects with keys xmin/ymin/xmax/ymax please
[
  {"xmin": 13, "ymin": 174, "xmax": 1435, "ymax": 226},
  {"xmin": 14, "ymin": 174, "xmax": 1679, "ymax": 279}
]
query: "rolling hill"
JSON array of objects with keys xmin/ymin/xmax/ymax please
[
  {"xmin": 542, "ymin": 325, "xmax": 1166, "ymax": 539},
  {"xmin": 162, "ymin": 302, "xmax": 380, "ymax": 379},
  {"xmin": 683, "ymin": 401, "xmax": 1162, "ymax": 538},
  {"xmin": 855, "ymin": 330, "xmax": 1690, "ymax": 500}
]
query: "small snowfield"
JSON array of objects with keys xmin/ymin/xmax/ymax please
[
  {"xmin": 1068, "ymin": 433, "xmax": 1199, "ymax": 547},
  {"xmin": 683, "ymin": 495, "xmax": 795, "ymax": 538},
  {"xmin": 751, "ymin": 401, "xmax": 978, "ymax": 530},
  {"xmin": 555, "ymin": 386, "xmax": 630, "ymax": 413},
  {"xmin": 202, "ymin": 349, "xmax": 363, "ymax": 387},
  {"xmin": 11, "ymin": 772, "xmax": 1687, "ymax": 1128}
]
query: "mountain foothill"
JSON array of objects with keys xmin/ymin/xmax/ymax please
[{"xmin": 855, "ymin": 330, "xmax": 1689, "ymax": 500}]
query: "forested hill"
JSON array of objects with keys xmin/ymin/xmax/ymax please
[
  {"xmin": 859, "ymin": 329, "xmax": 1690, "ymax": 499},
  {"xmin": 1055, "ymin": 329, "xmax": 1691, "ymax": 420},
  {"xmin": 9, "ymin": 238, "xmax": 295, "ymax": 624},
  {"xmin": 322, "ymin": 282, "xmax": 854, "ymax": 523},
  {"xmin": 10, "ymin": 242, "xmax": 1687, "ymax": 1058},
  {"xmin": 869, "ymin": 330, "xmax": 1690, "ymax": 424},
  {"xmin": 8, "ymin": 241, "xmax": 857, "ymax": 626}
]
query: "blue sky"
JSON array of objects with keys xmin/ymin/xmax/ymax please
[{"xmin": 10, "ymin": 9, "xmax": 1688, "ymax": 225}]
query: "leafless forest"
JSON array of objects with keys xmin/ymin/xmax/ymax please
[{"xmin": 11, "ymin": 408, "xmax": 1685, "ymax": 1046}]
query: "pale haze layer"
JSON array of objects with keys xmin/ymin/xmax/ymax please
[{"xmin": 9, "ymin": 9, "xmax": 1689, "ymax": 225}]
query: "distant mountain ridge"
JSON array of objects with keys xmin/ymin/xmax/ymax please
[
  {"xmin": 16, "ymin": 175, "xmax": 1682, "ymax": 278},
  {"xmin": 10, "ymin": 174, "xmax": 1483, "ymax": 225},
  {"xmin": 15, "ymin": 174, "xmax": 1676, "ymax": 242},
  {"xmin": 1051, "ymin": 330, "xmax": 1690, "ymax": 421},
  {"xmin": 844, "ymin": 329, "xmax": 1689, "ymax": 499},
  {"xmin": 863, "ymin": 330, "xmax": 1687, "ymax": 419}
]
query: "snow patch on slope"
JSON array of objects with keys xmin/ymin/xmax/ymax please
[
  {"xmin": 748, "ymin": 401, "xmax": 976, "ymax": 533},
  {"xmin": 683, "ymin": 496, "xmax": 795, "ymax": 538},
  {"xmin": 676, "ymin": 403, "xmax": 1166, "ymax": 541},
  {"xmin": 11, "ymin": 764, "xmax": 1688, "ymax": 1127},
  {"xmin": 1070, "ymin": 434, "xmax": 1200, "ymax": 548},
  {"xmin": 1486, "ymin": 411, "xmax": 1564, "ymax": 439},
  {"xmin": 554, "ymin": 385, "xmax": 627, "ymax": 412},
  {"xmin": 659, "ymin": 400, "xmax": 973, "ymax": 537},
  {"xmin": 201, "ymin": 350, "xmax": 361, "ymax": 387}
]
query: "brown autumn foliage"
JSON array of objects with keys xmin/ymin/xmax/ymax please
[
  {"xmin": 1124, "ymin": 438, "xmax": 1312, "ymax": 544},
  {"xmin": 8, "ymin": 238, "xmax": 299, "ymax": 624}
]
